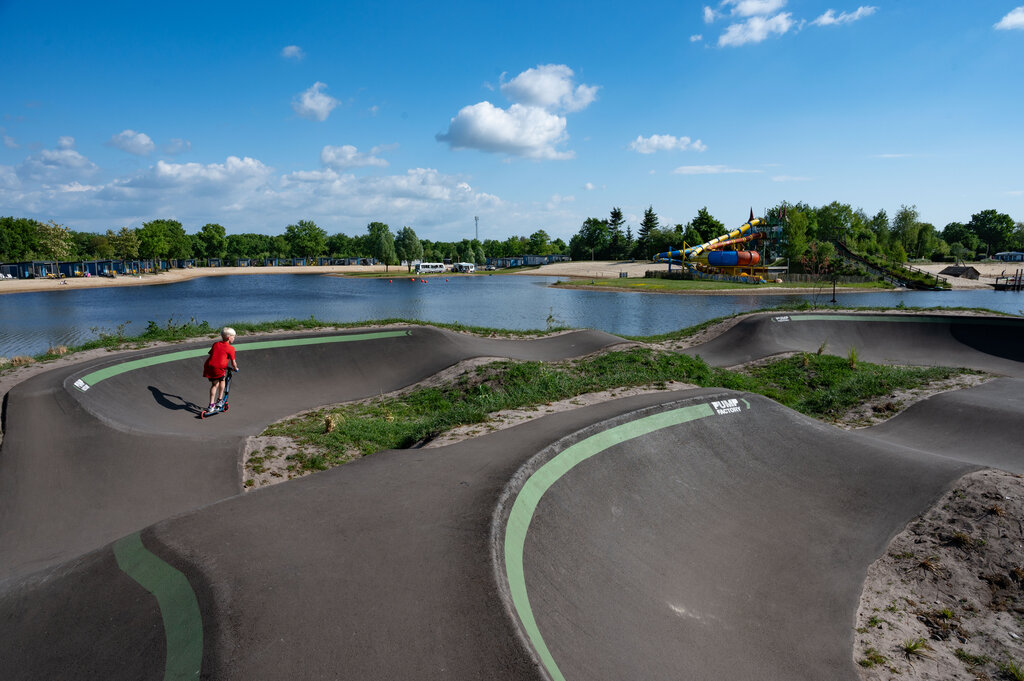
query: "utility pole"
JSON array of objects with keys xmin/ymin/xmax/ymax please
[{"xmin": 474, "ymin": 216, "xmax": 479, "ymax": 242}]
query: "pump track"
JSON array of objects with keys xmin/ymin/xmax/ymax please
[{"xmin": 1, "ymin": 312, "xmax": 1023, "ymax": 680}]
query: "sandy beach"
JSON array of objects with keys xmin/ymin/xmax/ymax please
[
  {"xmin": 0, "ymin": 264, "xmax": 393, "ymax": 295},
  {"xmin": 529, "ymin": 259, "xmax": 1018, "ymax": 291}
]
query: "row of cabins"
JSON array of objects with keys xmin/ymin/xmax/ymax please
[
  {"xmin": 485, "ymin": 254, "xmax": 570, "ymax": 269},
  {"xmin": 0, "ymin": 257, "xmax": 380, "ymax": 279}
]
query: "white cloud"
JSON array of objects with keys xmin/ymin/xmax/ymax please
[
  {"xmin": 771, "ymin": 175, "xmax": 812, "ymax": 182},
  {"xmin": 629, "ymin": 134, "xmax": 706, "ymax": 154},
  {"xmin": 812, "ymin": 6, "xmax": 877, "ymax": 26},
  {"xmin": 108, "ymin": 129, "xmax": 155, "ymax": 155},
  {"xmin": 718, "ymin": 12, "xmax": 795, "ymax": 46},
  {"xmin": 500, "ymin": 64, "xmax": 598, "ymax": 113},
  {"xmin": 725, "ymin": 0, "xmax": 787, "ymax": 18},
  {"xmin": 163, "ymin": 138, "xmax": 192, "ymax": 155},
  {"xmin": 584, "ymin": 182, "xmax": 595, "ymax": 191},
  {"xmin": 437, "ymin": 101, "xmax": 572, "ymax": 160},
  {"xmin": 321, "ymin": 144, "xmax": 390, "ymax": 169},
  {"xmin": 16, "ymin": 137, "xmax": 98, "ymax": 183},
  {"xmin": 3, "ymin": 135, "xmax": 17, "ymax": 149},
  {"xmin": 673, "ymin": 165, "xmax": 763, "ymax": 174},
  {"xmin": 281, "ymin": 45, "xmax": 305, "ymax": 60},
  {"xmin": 995, "ymin": 7, "xmax": 1024, "ymax": 30},
  {"xmin": 703, "ymin": 6, "xmax": 717, "ymax": 22},
  {"xmin": 0, "ymin": 146, "xmax": 507, "ymax": 239},
  {"xmin": 292, "ymin": 82, "xmax": 340, "ymax": 121},
  {"xmin": 437, "ymin": 64, "xmax": 597, "ymax": 160},
  {"xmin": 690, "ymin": 34, "xmax": 704, "ymax": 42}
]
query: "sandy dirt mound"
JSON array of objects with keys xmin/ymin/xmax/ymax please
[{"xmin": 855, "ymin": 469, "xmax": 1024, "ymax": 679}]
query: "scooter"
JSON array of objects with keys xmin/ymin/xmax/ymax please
[{"xmin": 200, "ymin": 366, "xmax": 238, "ymax": 419}]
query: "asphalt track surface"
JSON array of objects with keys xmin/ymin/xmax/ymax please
[{"xmin": 1, "ymin": 313, "xmax": 1022, "ymax": 680}]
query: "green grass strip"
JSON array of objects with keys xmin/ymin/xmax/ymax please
[
  {"xmin": 503, "ymin": 401, "xmax": 722, "ymax": 681},
  {"xmin": 113, "ymin": 532, "xmax": 203, "ymax": 681},
  {"xmin": 78, "ymin": 330, "xmax": 410, "ymax": 388}
]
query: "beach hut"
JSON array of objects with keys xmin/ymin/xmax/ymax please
[
  {"xmin": 995, "ymin": 252, "xmax": 1024, "ymax": 262},
  {"xmin": 236, "ymin": 258, "xmax": 251, "ymax": 267},
  {"xmin": 57, "ymin": 262, "xmax": 85, "ymax": 277}
]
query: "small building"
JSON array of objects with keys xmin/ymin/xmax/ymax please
[
  {"xmin": 994, "ymin": 252, "xmax": 1024, "ymax": 262},
  {"xmin": 5, "ymin": 260, "xmax": 59, "ymax": 278},
  {"xmin": 236, "ymin": 259, "xmax": 251, "ymax": 267},
  {"xmin": 939, "ymin": 265, "xmax": 981, "ymax": 280}
]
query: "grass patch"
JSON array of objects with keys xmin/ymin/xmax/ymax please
[
  {"xmin": 955, "ymin": 648, "xmax": 990, "ymax": 668},
  {"xmin": 262, "ymin": 347, "xmax": 975, "ymax": 475},
  {"xmin": 900, "ymin": 637, "xmax": 932, "ymax": 659},
  {"xmin": 1001, "ymin": 659, "xmax": 1024, "ymax": 681},
  {"xmin": 859, "ymin": 647, "xmax": 888, "ymax": 668},
  {"xmin": 557, "ymin": 277, "xmax": 894, "ymax": 293}
]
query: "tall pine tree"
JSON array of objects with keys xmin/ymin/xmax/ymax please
[{"xmin": 635, "ymin": 206, "xmax": 659, "ymax": 259}]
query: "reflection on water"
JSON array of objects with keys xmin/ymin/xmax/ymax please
[{"xmin": 1, "ymin": 273, "xmax": 1022, "ymax": 356}]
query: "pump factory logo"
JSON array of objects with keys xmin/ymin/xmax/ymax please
[{"xmin": 712, "ymin": 398, "xmax": 741, "ymax": 415}]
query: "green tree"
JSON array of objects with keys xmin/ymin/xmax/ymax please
[
  {"xmin": 366, "ymin": 222, "xmax": 397, "ymax": 271},
  {"xmin": 326, "ymin": 232, "xmax": 355, "ymax": 257},
  {"xmin": 914, "ymin": 223, "xmax": 939, "ymax": 260},
  {"xmin": 607, "ymin": 207, "xmax": 627, "ymax": 260},
  {"xmin": 36, "ymin": 220, "xmax": 73, "ymax": 262},
  {"xmin": 634, "ymin": 206, "xmax": 659, "ymax": 259},
  {"xmin": 891, "ymin": 205, "xmax": 921, "ymax": 259},
  {"xmin": 941, "ymin": 222, "xmax": 979, "ymax": 255},
  {"xmin": 271, "ymin": 235, "xmax": 289, "ymax": 258},
  {"xmin": 782, "ymin": 209, "xmax": 811, "ymax": 263},
  {"xmin": 1008, "ymin": 222, "xmax": 1024, "ymax": 252},
  {"xmin": 0, "ymin": 216, "xmax": 42, "ymax": 261},
  {"xmin": 967, "ymin": 209, "xmax": 1015, "ymax": 257},
  {"xmin": 394, "ymin": 226, "xmax": 424, "ymax": 272},
  {"xmin": 284, "ymin": 219, "xmax": 328, "ymax": 259},
  {"xmin": 569, "ymin": 218, "xmax": 609, "ymax": 260},
  {"xmin": 869, "ymin": 209, "xmax": 891, "ymax": 251},
  {"xmin": 528, "ymin": 229, "xmax": 551, "ymax": 255},
  {"xmin": 137, "ymin": 219, "xmax": 187, "ymax": 261},
  {"xmin": 197, "ymin": 223, "xmax": 227, "ymax": 260},
  {"xmin": 107, "ymin": 227, "xmax": 140, "ymax": 260},
  {"xmin": 690, "ymin": 207, "xmax": 725, "ymax": 245},
  {"xmin": 815, "ymin": 201, "xmax": 855, "ymax": 243}
]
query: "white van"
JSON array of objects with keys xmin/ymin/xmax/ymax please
[
  {"xmin": 415, "ymin": 262, "xmax": 446, "ymax": 274},
  {"xmin": 453, "ymin": 262, "xmax": 476, "ymax": 273}
]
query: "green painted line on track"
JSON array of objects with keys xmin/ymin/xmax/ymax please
[
  {"xmin": 113, "ymin": 532, "xmax": 203, "ymax": 681},
  {"xmin": 503, "ymin": 401, "xmax": 731, "ymax": 681},
  {"xmin": 77, "ymin": 330, "xmax": 410, "ymax": 389}
]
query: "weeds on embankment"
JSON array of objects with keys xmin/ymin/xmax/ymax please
[{"xmin": 262, "ymin": 347, "xmax": 972, "ymax": 476}]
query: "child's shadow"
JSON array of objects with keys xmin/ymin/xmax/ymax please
[{"xmin": 148, "ymin": 386, "xmax": 203, "ymax": 415}]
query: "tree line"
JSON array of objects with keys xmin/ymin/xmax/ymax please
[
  {"xmin": 568, "ymin": 203, "xmax": 1024, "ymax": 264},
  {"xmin": 0, "ymin": 217, "xmax": 570, "ymax": 271}
]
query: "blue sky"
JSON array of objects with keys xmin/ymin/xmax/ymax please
[{"xmin": 2, "ymin": 1, "xmax": 1022, "ymax": 243}]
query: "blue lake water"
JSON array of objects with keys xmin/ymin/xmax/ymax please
[{"xmin": 1, "ymin": 273, "xmax": 1022, "ymax": 357}]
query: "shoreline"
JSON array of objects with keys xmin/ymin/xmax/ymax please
[
  {"xmin": 0, "ymin": 264, "xmax": 393, "ymax": 295},
  {"xmin": 0, "ymin": 260, "xmax": 1004, "ymax": 296}
]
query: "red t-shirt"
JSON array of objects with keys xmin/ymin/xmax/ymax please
[{"xmin": 202, "ymin": 341, "xmax": 236, "ymax": 379}]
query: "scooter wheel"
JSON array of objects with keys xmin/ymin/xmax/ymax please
[
  {"xmin": 222, "ymin": 403, "xmax": 229, "ymax": 413},
  {"xmin": 200, "ymin": 410, "xmax": 207, "ymax": 419}
]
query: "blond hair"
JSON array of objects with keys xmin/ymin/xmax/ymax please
[{"xmin": 221, "ymin": 327, "xmax": 236, "ymax": 340}]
